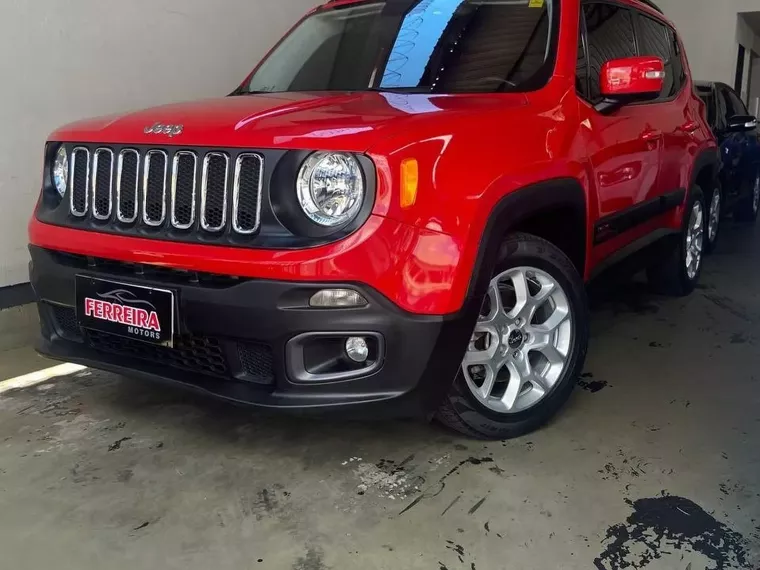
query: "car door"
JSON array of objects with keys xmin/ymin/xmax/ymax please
[
  {"xmin": 635, "ymin": 14, "xmax": 697, "ymax": 205},
  {"xmin": 718, "ymin": 85, "xmax": 750, "ymax": 204},
  {"xmin": 577, "ymin": 2, "xmax": 663, "ymax": 254}
]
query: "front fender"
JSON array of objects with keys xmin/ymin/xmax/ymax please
[{"xmin": 462, "ymin": 178, "xmax": 588, "ymax": 304}]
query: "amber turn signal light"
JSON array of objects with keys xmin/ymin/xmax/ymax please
[{"xmin": 400, "ymin": 158, "xmax": 419, "ymax": 209}]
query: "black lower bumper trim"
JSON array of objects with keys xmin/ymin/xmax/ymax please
[{"xmin": 29, "ymin": 246, "xmax": 479, "ymax": 417}]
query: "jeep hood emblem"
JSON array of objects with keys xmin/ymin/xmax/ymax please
[{"xmin": 144, "ymin": 122, "xmax": 183, "ymax": 137}]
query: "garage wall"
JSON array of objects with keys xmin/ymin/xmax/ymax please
[
  {"xmin": 0, "ymin": 0, "xmax": 320, "ymax": 289},
  {"xmin": 657, "ymin": 0, "xmax": 760, "ymax": 87},
  {"xmin": 749, "ymin": 57, "xmax": 760, "ymax": 115}
]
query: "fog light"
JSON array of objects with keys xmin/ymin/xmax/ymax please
[
  {"xmin": 345, "ymin": 337, "xmax": 369, "ymax": 363},
  {"xmin": 310, "ymin": 289, "xmax": 368, "ymax": 308}
]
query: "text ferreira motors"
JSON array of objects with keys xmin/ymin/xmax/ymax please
[{"xmin": 84, "ymin": 298, "xmax": 161, "ymax": 332}]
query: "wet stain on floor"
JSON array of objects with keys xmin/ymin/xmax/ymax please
[
  {"xmin": 578, "ymin": 373, "xmax": 609, "ymax": 393},
  {"xmin": 594, "ymin": 495, "xmax": 749, "ymax": 570}
]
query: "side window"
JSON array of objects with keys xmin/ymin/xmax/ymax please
[
  {"xmin": 716, "ymin": 87, "xmax": 730, "ymax": 128},
  {"xmin": 725, "ymin": 88, "xmax": 749, "ymax": 117},
  {"xmin": 637, "ymin": 15, "xmax": 675, "ymax": 100},
  {"xmin": 582, "ymin": 3, "xmax": 637, "ymax": 101},
  {"xmin": 697, "ymin": 88, "xmax": 717, "ymax": 126}
]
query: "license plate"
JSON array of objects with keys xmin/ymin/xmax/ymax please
[{"xmin": 76, "ymin": 276, "xmax": 176, "ymax": 347}]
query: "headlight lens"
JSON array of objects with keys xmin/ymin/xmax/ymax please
[
  {"xmin": 52, "ymin": 145, "xmax": 68, "ymax": 198},
  {"xmin": 296, "ymin": 152, "xmax": 365, "ymax": 227}
]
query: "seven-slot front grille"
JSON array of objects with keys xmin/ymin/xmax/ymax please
[{"xmin": 66, "ymin": 146, "xmax": 264, "ymax": 237}]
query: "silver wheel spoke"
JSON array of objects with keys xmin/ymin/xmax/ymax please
[
  {"xmin": 527, "ymin": 373, "xmax": 550, "ymax": 395},
  {"xmin": 529, "ymin": 304, "xmax": 569, "ymax": 334},
  {"xmin": 502, "ymin": 362, "xmax": 524, "ymax": 410},
  {"xmin": 506, "ymin": 270, "xmax": 530, "ymax": 320},
  {"xmin": 533, "ymin": 278, "xmax": 556, "ymax": 304},
  {"xmin": 537, "ymin": 344, "xmax": 565, "ymax": 367},
  {"xmin": 481, "ymin": 285, "xmax": 504, "ymax": 325},
  {"xmin": 463, "ymin": 339, "xmax": 497, "ymax": 366},
  {"xmin": 513, "ymin": 354, "xmax": 547, "ymax": 397},
  {"xmin": 525, "ymin": 331, "xmax": 551, "ymax": 351},
  {"xmin": 476, "ymin": 365, "xmax": 498, "ymax": 400}
]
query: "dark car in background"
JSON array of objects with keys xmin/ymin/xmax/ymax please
[{"xmin": 696, "ymin": 81, "xmax": 760, "ymax": 250}]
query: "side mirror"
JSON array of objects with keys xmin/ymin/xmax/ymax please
[
  {"xmin": 596, "ymin": 56, "xmax": 665, "ymax": 114},
  {"xmin": 727, "ymin": 114, "xmax": 758, "ymax": 132}
]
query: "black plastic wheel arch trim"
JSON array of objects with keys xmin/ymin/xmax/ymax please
[
  {"xmin": 465, "ymin": 178, "xmax": 587, "ymax": 303},
  {"xmin": 689, "ymin": 147, "xmax": 721, "ymax": 190}
]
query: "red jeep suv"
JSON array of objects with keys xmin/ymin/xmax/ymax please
[{"xmin": 29, "ymin": 0, "xmax": 717, "ymax": 439}]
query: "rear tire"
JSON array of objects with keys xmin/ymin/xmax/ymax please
[
  {"xmin": 647, "ymin": 186, "xmax": 705, "ymax": 297},
  {"xmin": 704, "ymin": 182, "xmax": 722, "ymax": 254},
  {"xmin": 436, "ymin": 233, "xmax": 589, "ymax": 440},
  {"xmin": 734, "ymin": 171, "xmax": 759, "ymax": 223}
]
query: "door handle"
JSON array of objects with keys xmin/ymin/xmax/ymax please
[
  {"xmin": 641, "ymin": 130, "xmax": 662, "ymax": 148},
  {"xmin": 679, "ymin": 121, "xmax": 700, "ymax": 133}
]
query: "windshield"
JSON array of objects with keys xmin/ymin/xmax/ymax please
[{"xmin": 242, "ymin": 0, "xmax": 557, "ymax": 95}]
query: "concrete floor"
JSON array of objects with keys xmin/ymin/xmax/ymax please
[{"xmin": 1, "ymin": 225, "xmax": 759, "ymax": 570}]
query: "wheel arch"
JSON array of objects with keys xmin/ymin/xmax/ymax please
[
  {"xmin": 465, "ymin": 178, "xmax": 588, "ymax": 304},
  {"xmin": 690, "ymin": 147, "xmax": 721, "ymax": 194}
]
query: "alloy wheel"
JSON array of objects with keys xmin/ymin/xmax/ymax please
[
  {"xmin": 685, "ymin": 200, "xmax": 704, "ymax": 280},
  {"xmin": 461, "ymin": 267, "xmax": 573, "ymax": 414},
  {"xmin": 708, "ymin": 189, "xmax": 720, "ymax": 243}
]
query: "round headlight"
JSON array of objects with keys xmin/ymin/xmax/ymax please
[
  {"xmin": 52, "ymin": 145, "xmax": 68, "ymax": 198},
  {"xmin": 296, "ymin": 152, "xmax": 365, "ymax": 227}
]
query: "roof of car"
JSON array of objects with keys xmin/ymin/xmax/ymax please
[
  {"xmin": 695, "ymin": 81, "xmax": 734, "ymax": 91},
  {"xmin": 635, "ymin": 0, "xmax": 663, "ymax": 13}
]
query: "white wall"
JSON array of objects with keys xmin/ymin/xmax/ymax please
[
  {"xmin": 0, "ymin": 0, "xmax": 319, "ymax": 288},
  {"xmin": 657, "ymin": 0, "xmax": 760, "ymax": 88},
  {"xmin": 749, "ymin": 56, "xmax": 760, "ymax": 114}
]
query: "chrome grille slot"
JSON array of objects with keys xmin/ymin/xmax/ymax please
[
  {"xmin": 117, "ymin": 149, "xmax": 140, "ymax": 223},
  {"xmin": 70, "ymin": 147, "xmax": 90, "ymax": 217},
  {"xmin": 171, "ymin": 151, "xmax": 197, "ymax": 229},
  {"xmin": 201, "ymin": 152, "xmax": 229, "ymax": 232},
  {"xmin": 92, "ymin": 148, "xmax": 114, "ymax": 221},
  {"xmin": 143, "ymin": 150, "xmax": 168, "ymax": 227},
  {"xmin": 233, "ymin": 153, "xmax": 264, "ymax": 234}
]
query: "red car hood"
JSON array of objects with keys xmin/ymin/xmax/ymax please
[{"xmin": 49, "ymin": 91, "xmax": 527, "ymax": 152}]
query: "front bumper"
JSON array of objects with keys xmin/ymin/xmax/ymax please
[{"xmin": 29, "ymin": 246, "xmax": 475, "ymax": 417}]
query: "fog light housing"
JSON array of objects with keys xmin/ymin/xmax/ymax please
[
  {"xmin": 345, "ymin": 337, "xmax": 369, "ymax": 363},
  {"xmin": 286, "ymin": 332, "xmax": 384, "ymax": 383},
  {"xmin": 309, "ymin": 289, "xmax": 368, "ymax": 308}
]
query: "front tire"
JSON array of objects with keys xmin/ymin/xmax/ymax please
[
  {"xmin": 647, "ymin": 186, "xmax": 705, "ymax": 296},
  {"xmin": 436, "ymin": 233, "xmax": 589, "ymax": 440}
]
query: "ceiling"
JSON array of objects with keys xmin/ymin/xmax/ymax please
[{"xmin": 741, "ymin": 11, "xmax": 760, "ymax": 37}]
